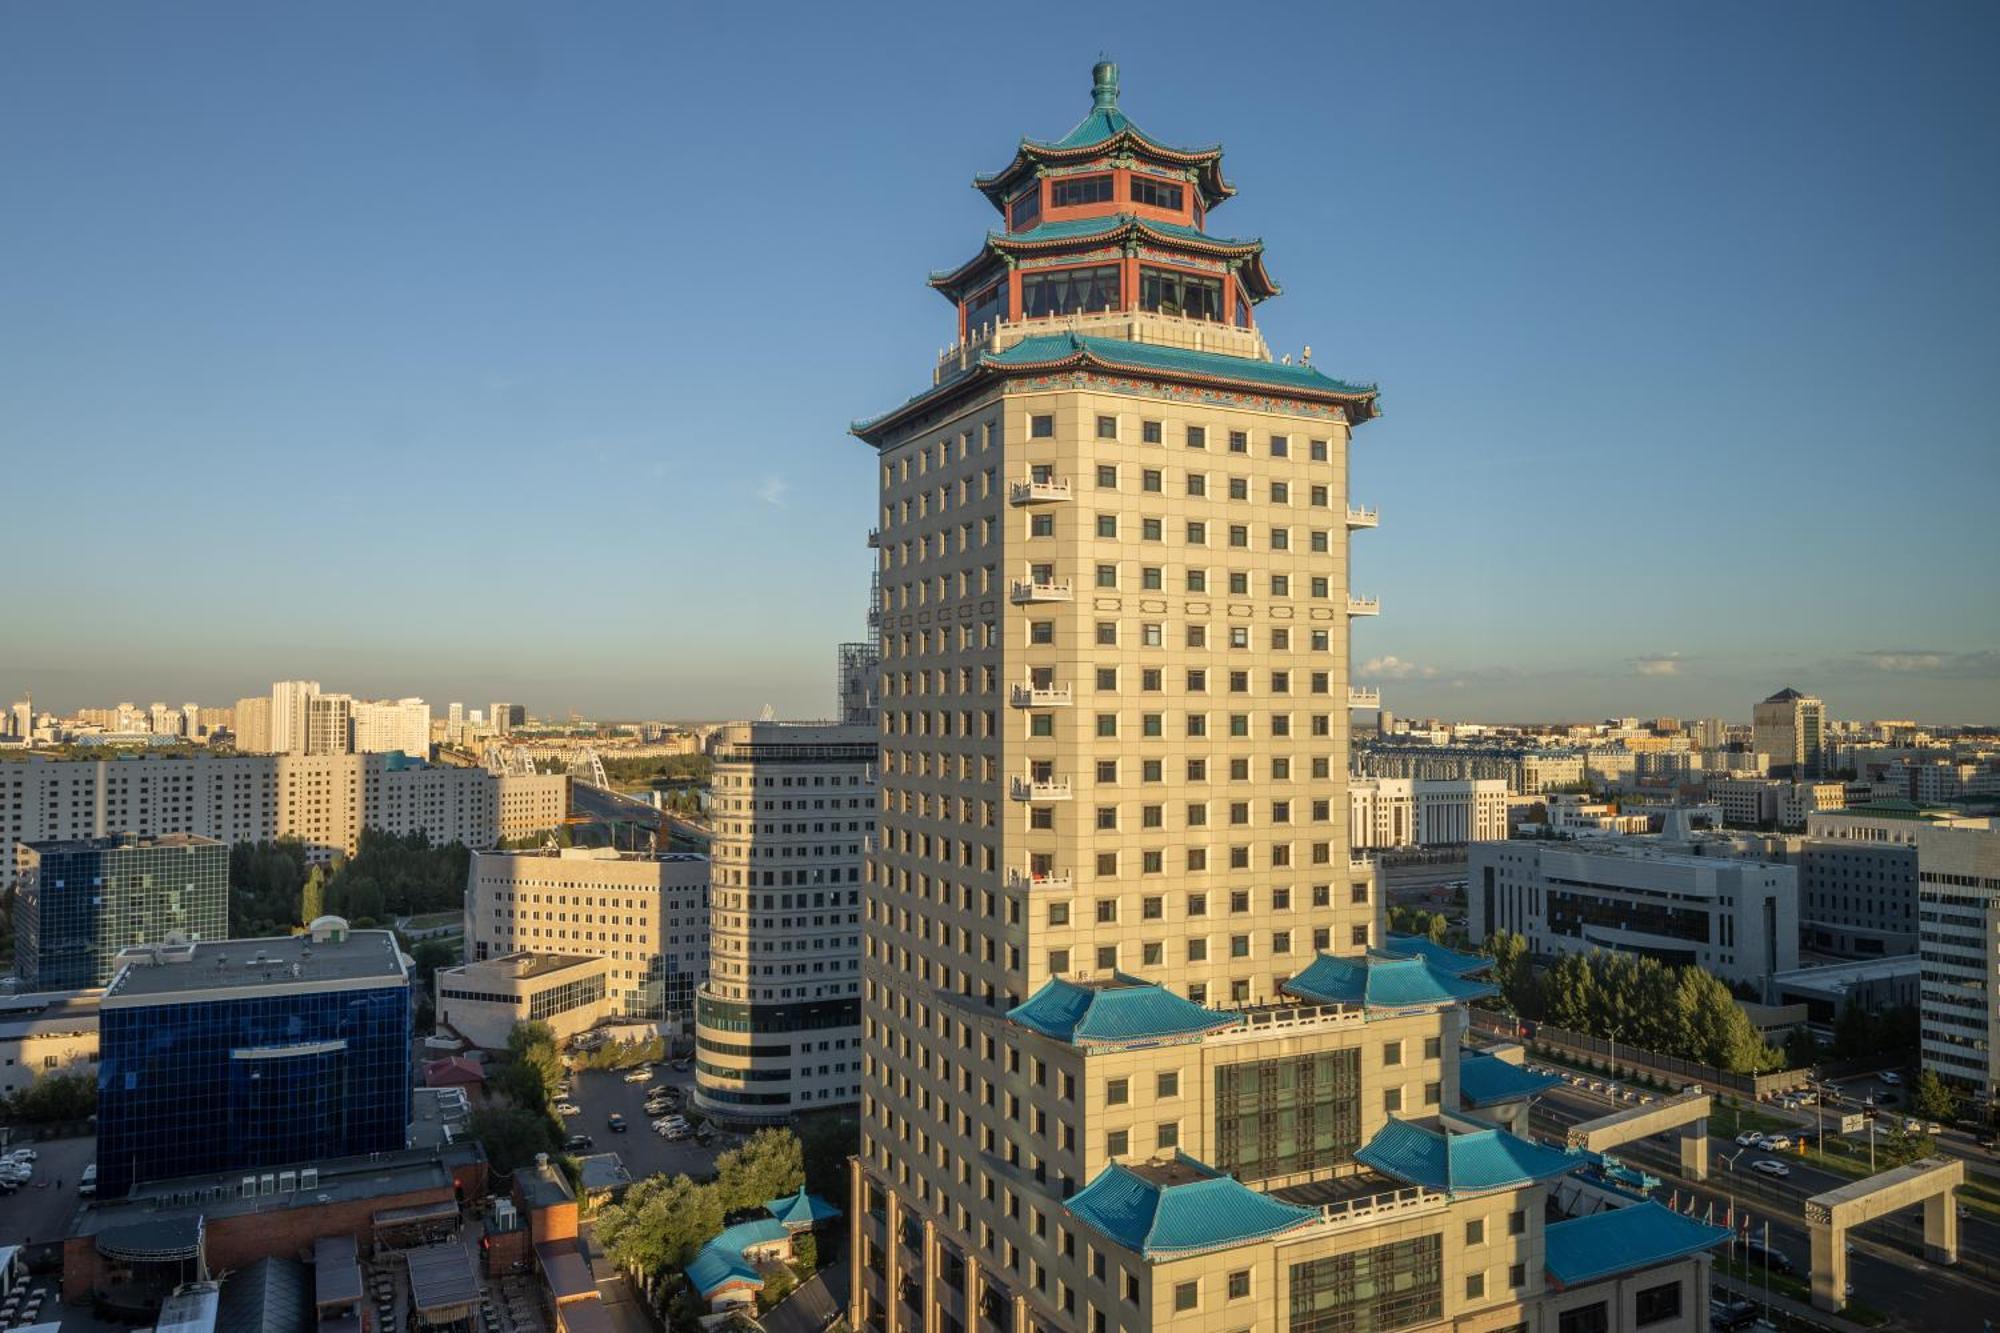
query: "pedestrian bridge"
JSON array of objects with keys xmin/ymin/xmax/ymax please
[
  {"xmin": 1563, "ymin": 1089, "xmax": 1713, "ymax": 1181},
  {"xmin": 1804, "ymin": 1156, "xmax": 1962, "ymax": 1313}
]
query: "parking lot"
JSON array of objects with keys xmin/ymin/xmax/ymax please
[
  {"xmin": 555, "ymin": 1065, "xmax": 738, "ymax": 1184},
  {"xmin": 0, "ymin": 1133, "xmax": 95, "ymax": 1247}
]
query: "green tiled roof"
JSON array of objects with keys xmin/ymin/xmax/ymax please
[
  {"xmin": 1281, "ymin": 950, "xmax": 1497, "ymax": 1012},
  {"xmin": 764, "ymin": 1187, "xmax": 842, "ymax": 1229},
  {"xmin": 1066, "ymin": 1158, "xmax": 1318, "ymax": 1258},
  {"xmin": 1009, "ymin": 975, "xmax": 1241, "ymax": 1049},
  {"xmin": 989, "ymin": 333, "xmax": 1376, "ymax": 397},
  {"xmin": 1458, "ymin": 1052, "xmax": 1562, "ymax": 1108},
  {"xmin": 686, "ymin": 1218, "xmax": 789, "ymax": 1299},
  {"xmin": 998, "ymin": 215, "xmax": 1257, "ymax": 251},
  {"xmin": 1356, "ymin": 1118, "xmax": 1579, "ymax": 1195},
  {"xmin": 1383, "ymin": 934, "xmax": 1492, "ymax": 978},
  {"xmin": 1543, "ymin": 1201, "xmax": 1731, "ymax": 1287},
  {"xmin": 852, "ymin": 332, "xmax": 1378, "ymax": 444}
]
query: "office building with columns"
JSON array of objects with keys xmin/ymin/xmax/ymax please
[{"xmin": 843, "ymin": 64, "xmax": 1721, "ymax": 1333}]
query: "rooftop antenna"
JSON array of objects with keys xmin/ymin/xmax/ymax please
[{"xmin": 759, "ymin": 703, "xmax": 777, "ymax": 722}]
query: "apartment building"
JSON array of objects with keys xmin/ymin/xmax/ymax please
[
  {"xmin": 352, "ymin": 698, "xmax": 433, "ymax": 757},
  {"xmin": 693, "ymin": 721, "xmax": 875, "ymax": 1123},
  {"xmin": 464, "ymin": 847, "xmax": 710, "ymax": 1027},
  {"xmin": 1347, "ymin": 778, "xmax": 1507, "ymax": 850},
  {"xmin": 844, "ymin": 64, "xmax": 1722, "ymax": 1333},
  {"xmin": 0, "ymin": 754, "xmax": 559, "ymax": 887},
  {"xmin": 1468, "ymin": 839, "xmax": 1798, "ymax": 988}
]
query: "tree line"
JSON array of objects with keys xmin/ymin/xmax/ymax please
[
  {"xmin": 228, "ymin": 829, "xmax": 471, "ymax": 935},
  {"xmin": 596, "ymin": 1129, "xmax": 805, "ymax": 1278},
  {"xmin": 1484, "ymin": 932, "xmax": 1784, "ymax": 1074}
]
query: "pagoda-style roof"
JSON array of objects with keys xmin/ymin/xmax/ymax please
[
  {"xmin": 1381, "ymin": 933, "xmax": 1492, "ymax": 978},
  {"xmin": 686, "ymin": 1218, "xmax": 790, "ymax": 1300},
  {"xmin": 1543, "ymin": 1201, "xmax": 1731, "ymax": 1288},
  {"xmin": 1065, "ymin": 1156, "xmax": 1318, "ymax": 1258},
  {"xmin": 1458, "ymin": 1051, "xmax": 1563, "ymax": 1108},
  {"xmin": 1355, "ymin": 1118, "xmax": 1579, "ymax": 1195},
  {"xmin": 1008, "ymin": 974, "xmax": 1241, "ymax": 1050},
  {"xmin": 1281, "ymin": 950, "xmax": 1497, "ymax": 1013},
  {"xmin": 763, "ymin": 1186, "xmax": 842, "ymax": 1230},
  {"xmin": 974, "ymin": 63, "xmax": 1234, "ymax": 214},
  {"xmin": 852, "ymin": 332, "xmax": 1379, "ymax": 446},
  {"xmin": 927, "ymin": 214, "xmax": 1278, "ymax": 303}
]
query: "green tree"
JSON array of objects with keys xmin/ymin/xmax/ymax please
[
  {"xmin": 598, "ymin": 1173, "xmax": 725, "ymax": 1275},
  {"xmin": 5, "ymin": 1069, "xmax": 96, "ymax": 1123},
  {"xmin": 712, "ymin": 1128, "xmax": 805, "ymax": 1215},
  {"xmin": 1912, "ymin": 1069, "xmax": 1959, "ymax": 1122},
  {"xmin": 301, "ymin": 864, "xmax": 325, "ymax": 922},
  {"xmin": 470, "ymin": 1106, "xmax": 560, "ymax": 1175}
]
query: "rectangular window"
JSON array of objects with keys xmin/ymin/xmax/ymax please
[
  {"xmin": 1634, "ymin": 1281, "xmax": 1682, "ymax": 1326},
  {"xmin": 1558, "ymin": 1305, "xmax": 1609, "ymax": 1333},
  {"xmin": 1022, "ymin": 265, "xmax": 1121, "ymax": 318},
  {"xmin": 1130, "ymin": 176, "xmax": 1185, "ymax": 210},
  {"xmin": 1009, "ymin": 185, "xmax": 1041, "ymax": 230},
  {"xmin": 1052, "ymin": 174, "xmax": 1113, "ymax": 207},
  {"xmin": 1142, "ymin": 421, "xmax": 1162, "ymax": 444},
  {"xmin": 1031, "ymin": 414, "xmax": 1054, "ymax": 438},
  {"xmin": 1096, "ymin": 416, "xmax": 1118, "ymax": 441},
  {"xmin": 1288, "ymin": 1235, "xmax": 1442, "ymax": 1333},
  {"xmin": 1139, "ymin": 266, "xmax": 1224, "ymax": 322},
  {"xmin": 1213, "ymin": 1049, "xmax": 1361, "ymax": 1183},
  {"xmin": 1173, "ymin": 1281, "xmax": 1197, "ymax": 1312}
]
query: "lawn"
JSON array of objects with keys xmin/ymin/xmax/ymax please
[{"xmin": 1715, "ymin": 1256, "xmax": 1888, "ymax": 1327}]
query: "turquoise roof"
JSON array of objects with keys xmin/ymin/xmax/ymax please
[
  {"xmin": 852, "ymin": 332, "xmax": 1378, "ymax": 444},
  {"xmin": 989, "ymin": 333, "xmax": 1376, "ymax": 397},
  {"xmin": 998, "ymin": 215, "xmax": 1256, "ymax": 250},
  {"xmin": 1383, "ymin": 934, "xmax": 1491, "ymax": 978},
  {"xmin": 1009, "ymin": 975, "xmax": 1240, "ymax": 1048},
  {"xmin": 1355, "ymin": 1119, "xmax": 1579, "ymax": 1195},
  {"xmin": 763, "ymin": 1187, "xmax": 842, "ymax": 1229},
  {"xmin": 1065, "ymin": 1158, "xmax": 1318, "ymax": 1258},
  {"xmin": 1282, "ymin": 951, "xmax": 1497, "ymax": 1012},
  {"xmin": 1458, "ymin": 1052, "xmax": 1562, "ymax": 1108},
  {"xmin": 686, "ymin": 1218, "xmax": 790, "ymax": 1299},
  {"xmin": 1544, "ymin": 1202, "xmax": 1731, "ymax": 1287}
]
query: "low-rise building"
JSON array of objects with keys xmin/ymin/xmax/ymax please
[
  {"xmin": 465, "ymin": 847, "xmax": 709, "ymax": 1028},
  {"xmin": 0, "ymin": 989, "xmax": 100, "ymax": 1098},
  {"xmin": 1468, "ymin": 839, "xmax": 1798, "ymax": 988},
  {"xmin": 435, "ymin": 952, "xmax": 612, "ymax": 1049},
  {"xmin": 1348, "ymin": 778, "xmax": 1508, "ymax": 849}
]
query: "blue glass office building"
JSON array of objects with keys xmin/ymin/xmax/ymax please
[
  {"xmin": 96, "ymin": 918, "xmax": 412, "ymax": 1198},
  {"xmin": 15, "ymin": 834, "xmax": 229, "ymax": 990}
]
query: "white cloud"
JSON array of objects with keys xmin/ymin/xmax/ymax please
[
  {"xmin": 1360, "ymin": 655, "xmax": 1438, "ymax": 680},
  {"xmin": 1860, "ymin": 651, "xmax": 1944, "ymax": 673},
  {"xmin": 756, "ymin": 475, "xmax": 789, "ymax": 508},
  {"xmin": 1633, "ymin": 654, "xmax": 1681, "ymax": 676}
]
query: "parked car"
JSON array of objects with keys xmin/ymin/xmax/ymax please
[
  {"xmin": 671, "ymin": 1058, "xmax": 691, "ymax": 1072},
  {"xmin": 607, "ymin": 1113, "xmax": 628, "ymax": 1133},
  {"xmin": 622, "ymin": 1067, "xmax": 652, "ymax": 1083},
  {"xmin": 563, "ymin": 1134, "xmax": 594, "ymax": 1152},
  {"xmin": 655, "ymin": 1120, "xmax": 690, "ymax": 1141},
  {"xmin": 1926, "ymin": 1121, "xmax": 1944, "ymax": 1135},
  {"xmin": 5, "ymin": 1147, "xmax": 37, "ymax": 1163},
  {"xmin": 553, "ymin": 1101, "xmax": 581, "ymax": 1117},
  {"xmin": 1879, "ymin": 1070, "xmax": 1903, "ymax": 1086},
  {"xmin": 1735, "ymin": 1131, "xmax": 1765, "ymax": 1147},
  {"xmin": 79, "ymin": 1163, "xmax": 97, "ymax": 1198},
  {"xmin": 1750, "ymin": 1159, "xmax": 1792, "ymax": 1179}
]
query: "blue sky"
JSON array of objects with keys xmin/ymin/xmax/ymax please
[{"xmin": 2, "ymin": 2, "xmax": 1995, "ymax": 724}]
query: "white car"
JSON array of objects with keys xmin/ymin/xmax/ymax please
[
  {"xmin": 1761, "ymin": 1135, "xmax": 1793, "ymax": 1152},
  {"xmin": 1927, "ymin": 1122, "xmax": 1944, "ymax": 1135},
  {"xmin": 1879, "ymin": 1071, "xmax": 1903, "ymax": 1086},
  {"xmin": 553, "ymin": 1101, "xmax": 582, "ymax": 1117},
  {"xmin": 622, "ymin": 1067, "xmax": 652, "ymax": 1083},
  {"xmin": 1735, "ymin": 1131, "xmax": 1765, "ymax": 1147},
  {"xmin": 5, "ymin": 1148, "xmax": 37, "ymax": 1163},
  {"xmin": 1750, "ymin": 1159, "xmax": 1792, "ymax": 1179}
]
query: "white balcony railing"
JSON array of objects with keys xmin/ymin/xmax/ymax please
[
  {"xmin": 1005, "ymin": 869, "xmax": 1074, "ymax": 891},
  {"xmin": 1008, "ymin": 479, "xmax": 1072, "ymax": 506},
  {"xmin": 1317, "ymin": 1185, "xmax": 1448, "ymax": 1229},
  {"xmin": 1346, "ymin": 506, "xmax": 1379, "ymax": 530},
  {"xmin": 1010, "ymin": 579, "xmax": 1073, "ymax": 604},
  {"xmin": 1347, "ymin": 595, "xmax": 1380, "ymax": 617},
  {"xmin": 1347, "ymin": 686, "xmax": 1381, "ymax": 709},
  {"xmin": 1009, "ymin": 776, "xmax": 1072, "ymax": 802},
  {"xmin": 1009, "ymin": 683, "xmax": 1073, "ymax": 708}
]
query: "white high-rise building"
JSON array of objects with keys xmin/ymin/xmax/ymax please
[
  {"xmin": 270, "ymin": 679, "xmax": 321, "ymax": 754},
  {"xmin": 231, "ymin": 696, "xmax": 273, "ymax": 752},
  {"xmin": 304, "ymin": 693, "xmax": 354, "ymax": 756},
  {"xmin": 1907, "ymin": 824, "xmax": 2000, "ymax": 1095},
  {"xmin": 352, "ymin": 697, "xmax": 432, "ymax": 757},
  {"xmin": 148, "ymin": 703, "xmax": 180, "ymax": 737}
]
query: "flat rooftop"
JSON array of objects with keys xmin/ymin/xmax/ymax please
[
  {"xmin": 70, "ymin": 1142, "xmax": 481, "ymax": 1241},
  {"xmin": 0, "ymin": 990, "xmax": 100, "ymax": 1039},
  {"xmin": 22, "ymin": 832, "xmax": 224, "ymax": 854},
  {"xmin": 442, "ymin": 952, "xmax": 602, "ymax": 983},
  {"xmin": 1269, "ymin": 1170, "xmax": 1407, "ymax": 1209},
  {"xmin": 101, "ymin": 927, "xmax": 406, "ymax": 1007}
]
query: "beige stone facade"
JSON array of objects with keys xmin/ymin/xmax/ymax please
[
  {"xmin": 0, "ymin": 990, "xmax": 100, "ymax": 1098},
  {"xmin": 435, "ymin": 952, "xmax": 611, "ymax": 1050}
]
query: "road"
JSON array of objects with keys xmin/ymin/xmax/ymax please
[
  {"xmin": 1529, "ymin": 1082, "xmax": 2000, "ymax": 1327},
  {"xmin": 568, "ymin": 783, "xmax": 712, "ymax": 849}
]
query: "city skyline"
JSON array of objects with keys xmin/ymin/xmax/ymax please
[{"xmin": 2, "ymin": 3, "xmax": 1996, "ymax": 722}]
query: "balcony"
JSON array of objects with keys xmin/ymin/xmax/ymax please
[
  {"xmin": 1005, "ymin": 868, "xmax": 1073, "ymax": 891},
  {"xmin": 1347, "ymin": 595, "xmax": 1380, "ymax": 617},
  {"xmin": 1009, "ymin": 776, "xmax": 1072, "ymax": 802},
  {"xmin": 1315, "ymin": 1185, "xmax": 1448, "ymax": 1231},
  {"xmin": 1347, "ymin": 686, "xmax": 1380, "ymax": 709},
  {"xmin": 1010, "ymin": 578, "xmax": 1072, "ymax": 605},
  {"xmin": 1349, "ymin": 854, "xmax": 1375, "ymax": 875},
  {"xmin": 1346, "ymin": 506, "xmax": 1379, "ymax": 530},
  {"xmin": 1009, "ymin": 683, "xmax": 1073, "ymax": 708},
  {"xmin": 1008, "ymin": 478, "xmax": 1072, "ymax": 506},
  {"xmin": 866, "ymin": 528, "xmax": 881, "ymax": 548}
]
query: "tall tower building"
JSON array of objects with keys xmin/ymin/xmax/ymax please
[
  {"xmin": 1751, "ymin": 686, "xmax": 1824, "ymax": 779},
  {"xmin": 271, "ymin": 679, "xmax": 321, "ymax": 754},
  {"xmin": 305, "ymin": 693, "xmax": 356, "ymax": 756},
  {"xmin": 846, "ymin": 65, "xmax": 1726, "ymax": 1333},
  {"xmin": 694, "ymin": 721, "xmax": 876, "ymax": 1123}
]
